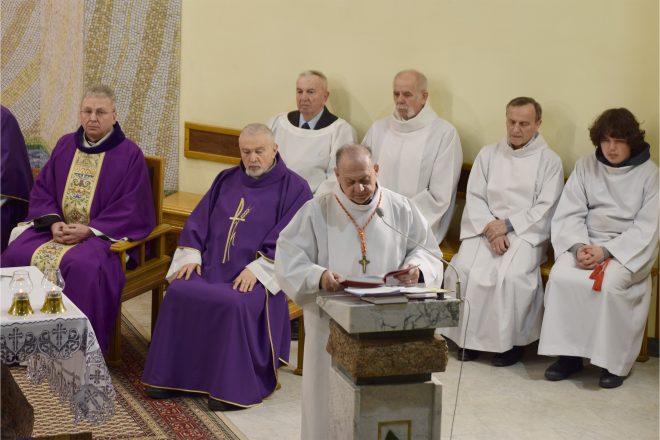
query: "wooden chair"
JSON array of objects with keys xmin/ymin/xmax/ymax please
[
  {"xmin": 107, "ymin": 156, "xmax": 172, "ymax": 366},
  {"xmin": 289, "ymin": 301, "xmax": 304, "ymax": 375}
]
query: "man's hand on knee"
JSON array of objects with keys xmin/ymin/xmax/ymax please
[
  {"xmin": 175, "ymin": 263, "xmax": 201, "ymax": 280},
  {"xmin": 233, "ymin": 268, "xmax": 257, "ymax": 293}
]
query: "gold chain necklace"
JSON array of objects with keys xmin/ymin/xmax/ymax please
[{"xmin": 334, "ymin": 192, "xmax": 383, "ymax": 273}]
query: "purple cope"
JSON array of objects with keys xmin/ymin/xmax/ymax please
[{"xmin": 142, "ymin": 153, "xmax": 312, "ymax": 407}]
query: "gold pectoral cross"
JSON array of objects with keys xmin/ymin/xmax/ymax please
[
  {"xmin": 223, "ymin": 197, "xmax": 251, "ymax": 263},
  {"xmin": 359, "ymin": 255, "xmax": 370, "ymax": 273}
]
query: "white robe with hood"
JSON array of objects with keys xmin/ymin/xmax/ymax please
[
  {"xmin": 275, "ymin": 184, "xmax": 442, "ymax": 440},
  {"xmin": 440, "ymin": 135, "xmax": 564, "ymax": 352},
  {"xmin": 362, "ymin": 101, "xmax": 463, "ymax": 242},
  {"xmin": 267, "ymin": 113, "xmax": 356, "ymax": 194},
  {"xmin": 538, "ymin": 152, "xmax": 658, "ymax": 376}
]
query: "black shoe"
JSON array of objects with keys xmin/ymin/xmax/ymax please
[
  {"xmin": 456, "ymin": 348, "xmax": 480, "ymax": 361},
  {"xmin": 492, "ymin": 346, "xmax": 523, "ymax": 367},
  {"xmin": 599, "ymin": 369, "xmax": 624, "ymax": 389},
  {"xmin": 144, "ymin": 385, "xmax": 177, "ymax": 399},
  {"xmin": 544, "ymin": 356, "xmax": 584, "ymax": 381},
  {"xmin": 208, "ymin": 398, "xmax": 244, "ymax": 411}
]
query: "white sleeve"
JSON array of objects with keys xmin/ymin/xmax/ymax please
[
  {"xmin": 246, "ymin": 253, "xmax": 281, "ymax": 294},
  {"xmin": 165, "ymin": 247, "xmax": 202, "ymax": 283},
  {"xmin": 459, "ymin": 148, "xmax": 496, "ymax": 240},
  {"xmin": 508, "ymin": 152, "xmax": 564, "ymax": 246},
  {"xmin": 411, "ymin": 126, "xmax": 463, "ymax": 242},
  {"xmin": 550, "ymin": 162, "xmax": 591, "ymax": 257},
  {"xmin": 275, "ymin": 201, "xmax": 327, "ymax": 306},
  {"xmin": 8, "ymin": 222, "xmax": 32, "ymax": 246}
]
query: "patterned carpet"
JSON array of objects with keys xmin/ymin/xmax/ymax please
[{"xmin": 11, "ymin": 318, "xmax": 243, "ymax": 440}]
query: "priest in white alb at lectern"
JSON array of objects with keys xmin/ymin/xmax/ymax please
[{"xmin": 275, "ymin": 143, "xmax": 442, "ymax": 440}]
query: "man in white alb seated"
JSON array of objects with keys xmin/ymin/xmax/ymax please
[
  {"xmin": 538, "ymin": 108, "xmax": 658, "ymax": 389},
  {"xmin": 439, "ymin": 97, "xmax": 564, "ymax": 367},
  {"xmin": 274, "ymin": 144, "xmax": 442, "ymax": 440},
  {"xmin": 267, "ymin": 70, "xmax": 356, "ymax": 195},
  {"xmin": 362, "ymin": 69, "xmax": 463, "ymax": 243}
]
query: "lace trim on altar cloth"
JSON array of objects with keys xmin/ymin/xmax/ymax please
[{"xmin": 1, "ymin": 317, "xmax": 115, "ymax": 425}]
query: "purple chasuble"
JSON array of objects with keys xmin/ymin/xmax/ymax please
[
  {"xmin": 1, "ymin": 123, "xmax": 155, "ymax": 353},
  {"xmin": 1, "ymin": 106, "xmax": 33, "ymax": 251},
  {"xmin": 143, "ymin": 154, "xmax": 312, "ymax": 407}
]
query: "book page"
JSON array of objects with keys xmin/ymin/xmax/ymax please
[{"xmin": 344, "ymin": 286, "xmax": 401, "ymax": 296}]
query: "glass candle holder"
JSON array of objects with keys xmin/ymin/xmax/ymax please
[
  {"xmin": 41, "ymin": 268, "xmax": 66, "ymax": 314},
  {"xmin": 8, "ymin": 270, "xmax": 33, "ymax": 316}
]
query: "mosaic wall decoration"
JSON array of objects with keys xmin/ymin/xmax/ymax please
[
  {"xmin": 83, "ymin": 0, "xmax": 180, "ymax": 190},
  {"xmin": 1, "ymin": 0, "xmax": 180, "ymax": 191},
  {"xmin": 1, "ymin": 0, "xmax": 85, "ymax": 156}
]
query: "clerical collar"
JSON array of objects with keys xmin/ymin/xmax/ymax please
[
  {"xmin": 508, "ymin": 132, "xmax": 539, "ymax": 150},
  {"xmin": 299, "ymin": 108, "xmax": 324, "ymax": 129},
  {"xmin": 75, "ymin": 123, "xmax": 126, "ymax": 154},
  {"xmin": 83, "ymin": 127, "xmax": 114, "ymax": 148}
]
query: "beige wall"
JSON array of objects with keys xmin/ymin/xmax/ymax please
[
  {"xmin": 179, "ymin": 0, "xmax": 658, "ymax": 336},
  {"xmin": 179, "ymin": 0, "xmax": 658, "ymax": 193}
]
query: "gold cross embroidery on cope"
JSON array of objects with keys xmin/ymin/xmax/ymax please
[{"xmin": 223, "ymin": 197, "xmax": 251, "ymax": 263}]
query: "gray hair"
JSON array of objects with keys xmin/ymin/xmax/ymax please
[
  {"xmin": 240, "ymin": 123, "xmax": 275, "ymax": 143},
  {"xmin": 335, "ymin": 144, "xmax": 373, "ymax": 167},
  {"xmin": 82, "ymin": 84, "xmax": 116, "ymax": 109},
  {"xmin": 394, "ymin": 69, "xmax": 428, "ymax": 92},
  {"xmin": 506, "ymin": 96, "xmax": 542, "ymax": 122},
  {"xmin": 298, "ymin": 70, "xmax": 328, "ymax": 90}
]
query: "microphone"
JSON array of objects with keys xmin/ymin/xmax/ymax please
[{"xmin": 375, "ymin": 207, "xmax": 462, "ymax": 301}]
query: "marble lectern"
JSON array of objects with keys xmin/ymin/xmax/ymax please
[{"xmin": 317, "ymin": 292, "xmax": 460, "ymax": 440}]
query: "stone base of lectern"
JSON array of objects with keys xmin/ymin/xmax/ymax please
[
  {"xmin": 329, "ymin": 365, "xmax": 442, "ymax": 440},
  {"xmin": 326, "ymin": 319, "xmax": 449, "ymax": 440}
]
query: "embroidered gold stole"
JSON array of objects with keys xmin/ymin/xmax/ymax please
[{"xmin": 31, "ymin": 150, "xmax": 105, "ymax": 271}]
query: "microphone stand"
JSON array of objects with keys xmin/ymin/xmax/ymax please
[
  {"xmin": 375, "ymin": 207, "xmax": 461, "ymax": 301},
  {"xmin": 377, "ymin": 208, "xmax": 469, "ymax": 440}
]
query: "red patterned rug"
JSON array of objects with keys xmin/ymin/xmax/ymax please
[{"xmin": 11, "ymin": 318, "xmax": 244, "ymax": 439}]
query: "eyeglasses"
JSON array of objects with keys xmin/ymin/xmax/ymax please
[{"xmin": 80, "ymin": 109, "xmax": 114, "ymax": 118}]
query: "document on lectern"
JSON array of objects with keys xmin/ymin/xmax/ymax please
[
  {"xmin": 341, "ymin": 265, "xmax": 420, "ymax": 288},
  {"xmin": 344, "ymin": 286, "xmax": 401, "ymax": 296}
]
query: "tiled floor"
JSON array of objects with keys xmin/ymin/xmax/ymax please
[{"xmin": 124, "ymin": 294, "xmax": 659, "ymax": 440}]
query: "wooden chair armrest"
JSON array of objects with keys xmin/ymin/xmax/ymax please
[{"xmin": 110, "ymin": 224, "xmax": 173, "ymax": 253}]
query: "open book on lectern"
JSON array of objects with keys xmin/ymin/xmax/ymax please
[{"xmin": 340, "ymin": 265, "xmax": 420, "ymax": 288}]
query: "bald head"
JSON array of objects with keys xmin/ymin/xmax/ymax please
[
  {"xmin": 394, "ymin": 70, "xmax": 428, "ymax": 91},
  {"xmin": 393, "ymin": 70, "xmax": 429, "ymax": 120},
  {"xmin": 335, "ymin": 144, "xmax": 372, "ymax": 167},
  {"xmin": 335, "ymin": 144, "xmax": 379, "ymax": 204}
]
